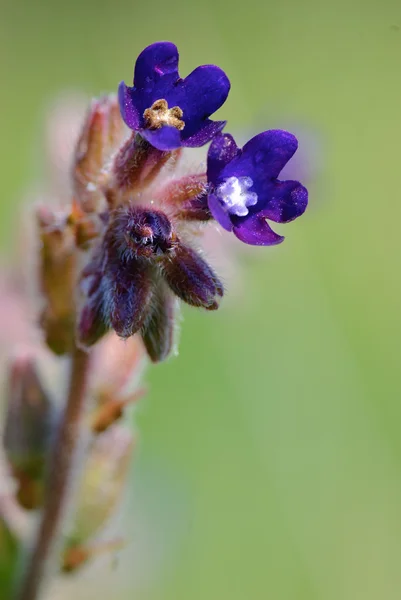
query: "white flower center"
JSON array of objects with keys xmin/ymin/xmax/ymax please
[{"xmin": 216, "ymin": 176, "xmax": 257, "ymax": 217}]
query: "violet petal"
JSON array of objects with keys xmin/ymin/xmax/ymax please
[
  {"xmin": 207, "ymin": 193, "xmax": 234, "ymax": 232},
  {"xmin": 233, "ymin": 215, "xmax": 284, "ymax": 246},
  {"xmin": 260, "ymin": 181, "xmax": 308, "ymax": 224},
  {"xmin": 118, "ymin": 81, "xmax": 141, "ymax": 131},
  {"xmin": 175, "ymin": 65, "xmax": 230, "ymax": 140},
  {"xmin": 221, "ymin": 130, "xmax": 299, "ymax": 184},
  {"xmin": 118, "ymin": 42, "xmax": 230, "ymax": 149},
  {"xmin": 207, "ymin": 133, "xmax": 240, "ymax": 184},
  {"xmin": 182, "ymin": 120, "xmax": 227, "ymax": 148},
  {"xmin": 141, "ymin": 125, "xmax": 182, "ymax": 151},
  {"xmin": 134, "ymin": 42, "xmax": 179, "ymax": 91}
]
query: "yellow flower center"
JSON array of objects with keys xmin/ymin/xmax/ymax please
[{"xmin": 143, "ymin": 99, "xmax": 185, "ymax": 131}]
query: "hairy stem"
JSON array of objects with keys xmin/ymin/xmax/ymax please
[{"xmin": 15, "ymin": 347, "xmax": 91, "ymax": 600}]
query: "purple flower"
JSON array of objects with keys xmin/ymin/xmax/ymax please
[
  {"xmin": 207, "ymin": 130, "xmax": 308, "ymax": 245},
  {"xmin": 118, "ymin": 42, "xmax": 230, "ymax": 151}
]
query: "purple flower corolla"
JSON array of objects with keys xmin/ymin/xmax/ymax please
[
  {"xmin": 118, "ymin": 42, "xmax": 230, "ymax": 151},
  {"xmin": 207, "ymin": 130, "xmax": 308, "ymax": 245}
]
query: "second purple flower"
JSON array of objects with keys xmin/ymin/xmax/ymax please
[{"xmin": 207, "ymin": 130, "xmax": 308, "ymax": 245}]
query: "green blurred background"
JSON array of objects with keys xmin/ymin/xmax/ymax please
[{"xmin": 2, "ymin": 0, "xmax": 401, "ymax": 598}]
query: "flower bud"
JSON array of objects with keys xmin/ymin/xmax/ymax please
[
  {"xmin": 77, "ymin": 223, "xmax": 154, "ymax": 346},
  {"xmin": 37, "ymin": 205, "xmax": 77, "ymax": 355},
  {"xmin": 159, "ymin": 173, "xmax": 211, "ymax": 221},
  {"xmin": 76, "ymin": 295, "xmax": 109, "ymax": 349},
  {"xmin": 108, "ymin": 133, "xmax": 179, "ymax": 207},
  {"xmin": 2, "ymin": 352, "xmax": 54, "ymax": 509},
  {"xmin": 78, "ymin": 204, "xmax": 224, "ymax": 356},
  {"xmin": 69, "ymin": 199, "xmax": 102, "ymax": 249},
  {"xmin": 65, "ymin": 425, "xmax": 134, "ymax": 551},
  {"xmin": 141, "ymin": 283, "xmax": 178, "ymax": 362},
  {"xmin": 161, "ymin": 244, "xmax": 224, "ymax": 310},
  {"xmin": 73, "ymin": 95, "xmax": 127, "ymax": 213}
]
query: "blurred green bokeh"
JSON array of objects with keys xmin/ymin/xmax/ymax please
[{"xmin": 2, "ymin": 0, "xmax": 401, "ymax": 598}]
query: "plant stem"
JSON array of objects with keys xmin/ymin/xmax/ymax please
[{"xmin": 15, "ymin": 347, "xmax": 91, "ymax": 600}]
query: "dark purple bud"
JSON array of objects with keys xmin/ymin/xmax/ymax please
[
  {"xmin": 161, "ymin": 244, "xmax": 223, "ymax": 310},
  {"xmin": 110, "ymin": 206, "xmax": 175, "ymax": 259},
  {"xmin": 79, "ymin": 205, "xmax": 223, "ymax": 355},
  {"xmin": 78, "ymin": 207, "xmax": 173, "ymax": 348},
  {"xmin": 77, "ymin": 293, "xmax": 110, "ymax": 349},
  {"xmin": 106, "ymin": 259, "xmax": 154, "ymax": 339},
  {"xmin": 78, "ymin": 249, "xmax": 154, "ymax": 345},
  {"xmin": 77, "ymin": 242, "xmax": 109, "ymax": 348},
  {"xmin": 141, "ymin": 283, "xmax": 178, "ymax": 362}
]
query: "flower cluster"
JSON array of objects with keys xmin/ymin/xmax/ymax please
[
  {"xmin": 0, "ymin": 41, "xmax": 310, "ymax": 596},
  {"xmin": 75, "ymin": 41, "xmax": 308, "ymax": 361}
]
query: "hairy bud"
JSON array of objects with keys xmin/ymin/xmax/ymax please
[
  {"xmin": 159, "ymin": 174, "xmax": 212, "ymax": 221},
  {"xmin": 73, "ymin": 95, "xmax": 128, "ymax": 213},
  {"xmin": 77, "ymin": 298, "xmax": 109, "ymax": 349},
  {"xmin": 111, "ymin": 206, "xmax": 175, "ymax": 259},
  {"xmin": 161, "ymin": 244, "xmax": 224, "ymax": 310},
  {"xmin": 141, "ymin": 283, "xmax": 178, "ymax": 362},
  {"xmin": 78, "ymin": 205, "xmax": 223, "ymax": 357},
  {"xmin": 37, "ymin": 205, "xmax": 77, "ymax": 355},
  {"xmin": 108, "ymin": 133, "xmax": 178, "ymax": 207}
]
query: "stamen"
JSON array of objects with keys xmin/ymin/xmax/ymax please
[
  {"xmin": 143, "ymin": 99, "xmax": 185, "ymax": 131},
  {"xmin": 216, "ymin": 176, "xmax": 258, "ymax": 217}
]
